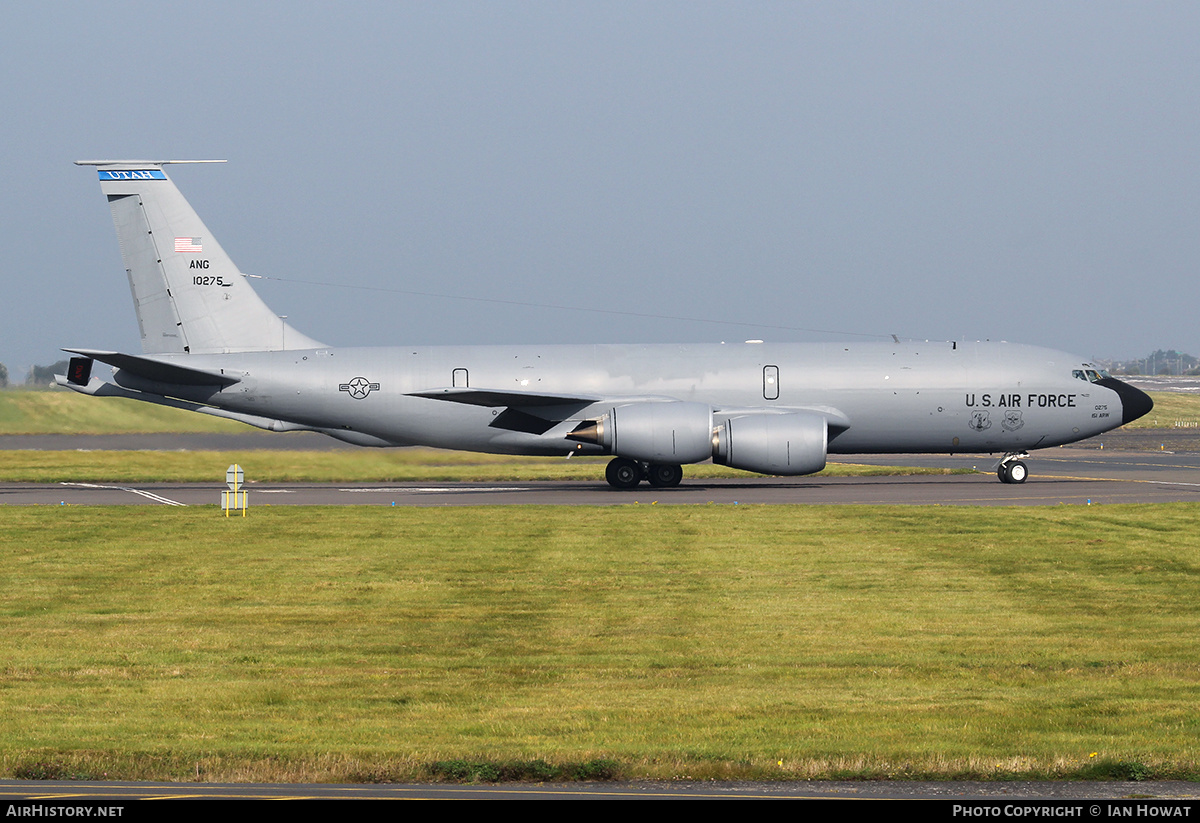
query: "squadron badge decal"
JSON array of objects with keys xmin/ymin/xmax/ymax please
[{"xmin": 1002, "ymin": 410, "xmax": 1025, "ymax": 432}]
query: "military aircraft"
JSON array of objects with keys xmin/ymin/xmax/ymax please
[{"xmin": 59, "ymin": 160, "xmax": 1153, "ymax": 488}]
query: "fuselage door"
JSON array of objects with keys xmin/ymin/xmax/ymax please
[
  {"xmin": 763, "ymin": 365, "xmax": 779, "ymax": 400},
  {"xmin": 452, "ymin": 368, "xmax": 469, "ymax": 388}
]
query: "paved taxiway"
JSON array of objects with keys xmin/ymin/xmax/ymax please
[
  {"xmin": 4, "ymin": 446, "xmax": 1200, "ymax": 506},
  {"xmin": 4, "ymin": 428, "xmax": 1199, "ymax": 507}
]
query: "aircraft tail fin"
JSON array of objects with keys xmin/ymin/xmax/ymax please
[{"xmin": 77, "ymin": 160, "xmax": 323, "ymax": 354}]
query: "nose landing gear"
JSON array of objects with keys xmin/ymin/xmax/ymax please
[{"xmin": 997, "ymin": 452, "xmax": 1030, "ymax": 484}]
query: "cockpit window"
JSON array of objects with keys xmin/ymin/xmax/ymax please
[{"xmin": 1073, "ymin": 368, "xmax": 1109, "ymax": 383}]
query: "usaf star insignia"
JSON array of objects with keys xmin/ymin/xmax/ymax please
[{"xmin": 339, "ymin": 376, "xmax": 380, "ymax": 399}]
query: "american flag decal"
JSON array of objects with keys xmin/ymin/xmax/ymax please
[{"xmin": 174, "ymin": 237, "xmax": 203, "ymax": 253}]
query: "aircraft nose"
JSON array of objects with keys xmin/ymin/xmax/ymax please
[{"xmin": 1097, "ymin": 377, "xmax": 1154, "ymax": 425}]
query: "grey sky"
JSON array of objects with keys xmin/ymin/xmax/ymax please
[{"xmin": 3, "ymin": 2, "xmax": 1198, "ymax": 374}]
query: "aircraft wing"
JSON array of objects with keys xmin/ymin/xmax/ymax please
[
  {"xmin": 410, "ymin": 387, "xmax": 851, "ymax": 426},
  {"xmin": 408, "ymin": 387, "xmax": 687, "ymax": 437},
  {"xmin": 64, "ymin": 349, "xmax": 241, "ymax": 386},
  {"xmin": 407, "ymin": 387, "xmax": 602, "ymax": 407}
]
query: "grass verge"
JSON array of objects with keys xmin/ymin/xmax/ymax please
[
  {"xmin": 0, "ymin": 391, "xmax": 248, "ymax": 435},
  {"xmin": 1124, "ymin": 392, "xmax": 1200, "ymax": 428},
  {"xmin": 2, "ymin": 504, "xmax": 1199, "ymax": 782},
  {"xmin": 0, "ymin": 449, "xmax": 971, "ymax": 483}
]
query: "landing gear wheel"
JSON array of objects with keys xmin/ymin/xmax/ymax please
[
  {"xmin": 646, "ymin": 463, "xmax": 683, "ymax": 488},
  {"xmin": 997, "ymin": 460, "xmax": 1029, "ymax": 484},
  {"xmin": 605, "ymin": 457, "xmax": 643, "ymax": 489}
]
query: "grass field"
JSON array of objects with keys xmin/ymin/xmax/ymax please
[
  {"xmin": 3, "ymin": 388, "xmax": 1196, "ymax": 784},
  {"xmin": 1124, "ymin": 392, "xmax": 1200, "ymax": 428},
  {"xmin": 0, "ymin": 448, "xmax": 968, "ymax": 484},
  {"xmin": 2, "ymin": 504, "xmax": 1199, "ymax": 783},
  {"xmin": 0, "ymin": 390, "xmax": 248, "ymax": 435}
]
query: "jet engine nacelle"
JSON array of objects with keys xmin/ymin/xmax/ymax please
[
  {"xmin": 569, "ymin": 401, "xmax": 714, "ymax": 464},
  {"xmin": 712, "ymin": 411, "xmax": 828, "ymax": 476}
]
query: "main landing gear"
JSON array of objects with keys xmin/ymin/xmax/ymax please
[
  {"xmin": 605, "ymin": 457, "xmax": 684, "ymax": 489},
  {"xmin": 997, "ymin": 452, "xmax": 1030, "ymax": 484}
]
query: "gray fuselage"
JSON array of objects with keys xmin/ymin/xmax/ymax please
[{"xmin": 114, "ymin": 339, "xmax": 1135, "ymax": 459}]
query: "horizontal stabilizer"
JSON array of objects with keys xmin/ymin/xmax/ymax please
[
  {"xmin": 56, "ymin": 374, "xmax": 402, "ymax": 447},
  {"xmin": 64, "ymin": 349, "xmax": 240, "ymax": 386}
]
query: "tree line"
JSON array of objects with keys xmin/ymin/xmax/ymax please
[{"xmin": 1101, "ymin": 350, "xmax": 1200, "ymax": 377}]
